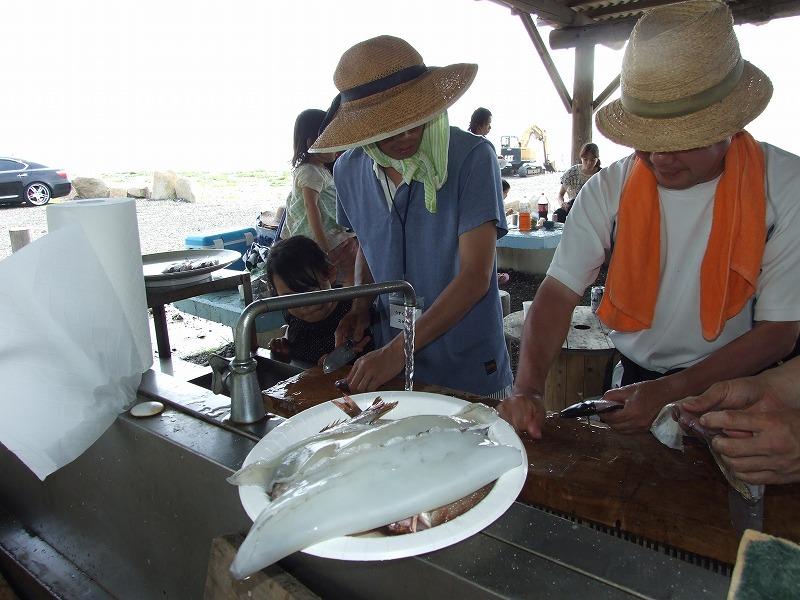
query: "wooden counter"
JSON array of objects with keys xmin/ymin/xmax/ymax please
[{"xmin": 261, "ymin": 367, "xmax": 800, "ymax": 565}]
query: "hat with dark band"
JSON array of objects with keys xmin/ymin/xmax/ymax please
[
  {"xmin": 310, "ymin": 35, "xmax": 477, "ymax": 153},
  {"xmin": 595, "ymin": 0, "xmax": 772, "ymax": 152}
]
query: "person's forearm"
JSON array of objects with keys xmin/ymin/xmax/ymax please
[
  {"xmin": 387, "ymin": 267, "xmax": 492, "ymax": 355},
  {"xmin": 515, "ymin": 277, "xmax": 581, "ymax": 395},
  {"xmin": 662, "ymin": 321, "xmax": 800, "ymax": 401},
  {"xmin": 757, "ymin": 355, "xmax": 800, "ymax": 409},
  {"xmin": 351, "ymin": 246, "xmax": 375, "ymax": 311},
  {"xmin": 303, "ymin": 196, "xmax": 329, "ymax": 252}
]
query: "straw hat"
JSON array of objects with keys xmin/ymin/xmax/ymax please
[
  {"xmin": 310, "ymin": 35, "xmax": 477, "ymax": 153},
  {"xmin": 596, "ymin": 0, "xmax": 772, "ymax": 152}
]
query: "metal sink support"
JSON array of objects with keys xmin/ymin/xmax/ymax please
[{"xmin": 229, "ymin": 280, "xmax": 416, "ymax": 423}]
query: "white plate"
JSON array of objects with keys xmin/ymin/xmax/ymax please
[
  {"xmin": 238, "ymin": 391, "xmax": 527, "ymax": 561},
  {"xmin": 142, "ymin": 249, "xmax": 241, "ymax": 286}
]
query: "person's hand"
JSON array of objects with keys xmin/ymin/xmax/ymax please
[
  {"xmin": 334, "ymin": 305, "xmax": 371, "ymax": 347},
  {"xmin": 267, "ymin": 337, "xmax": 290, "ymax": 363},
  {"xmin": 600, "ymin": 379, "xmax": 670, "ymax": 434},
  {"xmin": 680, "ymin": 379, "xmax": 800, "ymax": 484},
  {"xmin": 344, "ymin": 342, "xmax": 404, "ymax": 393},
  {"xmin": 497, "ymin": 392, "xmax": 546, "ymax": 440}
]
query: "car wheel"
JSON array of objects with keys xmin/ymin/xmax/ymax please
[{"xmin": 25, "ymin": 182, "xmax": 51, "ymax": 206}]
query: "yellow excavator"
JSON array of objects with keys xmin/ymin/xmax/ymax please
[{"xmin": 499, "ymin": 124, "xmax": 556, "ymax": 177}]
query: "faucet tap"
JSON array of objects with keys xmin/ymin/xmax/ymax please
[{"xmin": 229, "ymin": 280, "xmax": 416, "ymax": 423}]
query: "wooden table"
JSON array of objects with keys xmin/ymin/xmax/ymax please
[
  {"xmin": 504, "ymin": 306, "xmax": 617, "ymax": 412},
  {"xmin": 260, "ymin": 366, "xmax": 800, "ymax": 565},
  {"xmin": 145, "ymin": 269, "xmax": 252, "ymax": 358}
]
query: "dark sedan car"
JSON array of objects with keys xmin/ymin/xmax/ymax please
[{"xmin": 0, "ymin": 157, "xmax": 71, "ymax": 206}]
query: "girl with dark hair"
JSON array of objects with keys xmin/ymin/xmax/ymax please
[
  {"xmin": 468, "ymin": 107, "xmax": 492, "ymax": 136},
  {"xmin": 554, "ymin": 142, "xmax": 601, "ymax": 223},
  {"xmin": 283, "ymin": 109, "xmax": 358, "ymax": 285},
  {"xmin": 265, "ymin": 236, "xmax": 371, "ymax": 365}
]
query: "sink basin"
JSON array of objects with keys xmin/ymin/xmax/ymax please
[{"xmin": 188, "ymin": 349, "xmax": 306, "ymax": 396}]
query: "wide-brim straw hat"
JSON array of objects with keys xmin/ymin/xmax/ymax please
[
  {"xmin": 311, "ymin": 35, "xmax": 477, "ymax": 153},
  {"xmin": 596, "ymin": 0, "xmax": 772, "ymax": 152}
]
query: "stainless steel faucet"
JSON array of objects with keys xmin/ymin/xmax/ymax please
[{"xmin": 229, "ymin": 280, "xmax": 416, "ymax": 423}]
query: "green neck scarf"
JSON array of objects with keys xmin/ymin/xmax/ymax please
[{"xmin": 364, "ymin": 112, "xmax": 450, "ymax": 213}]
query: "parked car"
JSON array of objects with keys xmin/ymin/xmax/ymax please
[
  {"xmin": 0, "ymin": 158, "xmax": 71, "ymax": 206},
  {"xmin": 517, "ymin": 162, "xmax": 545, "ymax": 177}
]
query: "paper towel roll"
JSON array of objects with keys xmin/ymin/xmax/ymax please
[{"xmin": 47, "ymin": 198, "xmax": 152, "ymax": 369}]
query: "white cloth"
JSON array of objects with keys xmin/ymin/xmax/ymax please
[{"xmin": 547, "ymin": 144, "xmax": 800, "ymax": 373}]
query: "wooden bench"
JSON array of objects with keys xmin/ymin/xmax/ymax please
[{"xmin": 504, "ymin": 306, "xmax": 617, "ymax": 412}]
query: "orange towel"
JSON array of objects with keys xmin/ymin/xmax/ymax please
[{"xmin": 597, "ymin": 132, "xmax": 765, "ymax": 342}]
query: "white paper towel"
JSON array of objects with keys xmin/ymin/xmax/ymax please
[
  {"xmin": 0, "ymin": 199, "xmax": 152, "ymax": 480},
  {"xmin": 47, "ymin": 198, "xmax": 152, "ymax": 369}
]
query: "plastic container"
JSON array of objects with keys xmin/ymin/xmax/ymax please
[
  {"xmin": 518, "ymin": 200, "xmax": 532, "ymax": 232},
  {"xmin": 184, "ymin": 227, "xmax": 256, "ymax": 271},
  {"xmin": 537, "ymin": 193, "xmax": 549, "ymax": 219}
]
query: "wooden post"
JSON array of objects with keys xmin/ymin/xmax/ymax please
[
  {"xmin": 571, "ymin": 43, "xmax": 595, "ymax": 165},
  {"xmin": 9, "ymin": 228, "xmax": 31, "ymax": 253}
]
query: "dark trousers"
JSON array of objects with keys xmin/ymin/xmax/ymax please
[{"xmin": 619, "ymin": 354, "xmax": 683, "ymax": 386}]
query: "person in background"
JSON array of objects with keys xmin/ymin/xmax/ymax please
[
  {"xmin": 498, "ymin": 179, "xmax": 511, "ymax": 286},
  {"xmin": 310, "ymin": 35, "xmax": 512, "ymax": 399},
  {"xmin": 282, "ymin": 109, "xmax": 359, "ymax": 286},
  {"xmin": 500, "ymin": 0, "xmax": 800, "ymax": 439},
  {"xmin": 678, "ymin": 356, "xmax": 800, "ymax": 485},
  {"xmin": 468, "ymin": 107, "xmax": 492, "ymax": 136},
  {"xmin": 265, "ymin": 236, "xmax": 371, "ymax": 365},
  {"xmin": 554, "ymin": 142, "xmax": 600, "ymax": 223}
]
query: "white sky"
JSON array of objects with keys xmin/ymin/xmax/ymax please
[{"xmin": 5, "ymin": 0, "xmax": 799, "ymax": 174}]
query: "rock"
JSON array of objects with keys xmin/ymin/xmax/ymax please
[
  {"xmin": 109, "ymin": 187, "xmax": 127, "ymax": 197},
  {"xmin": 174, "ymin": 177, "xmax": 196, "ymax": 203},
  {"xmin": 72, "ymin": 177, "xmax": 109, "ymax": 199},
  {"xmin": 152, "ymin": 171, "xmax": 177, "ymax": 200},
  {"xmin": 504, "ymin": 199, "xmax": 520, "ymax": 214},
  {"xmin": 127, "ymin": 187, "xmax": 150, "ymax": 199}
]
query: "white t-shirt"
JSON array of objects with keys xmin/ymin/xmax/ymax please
[{"xmin": 547, "ymin": 143, "xmax": 800, "ymax": 373}]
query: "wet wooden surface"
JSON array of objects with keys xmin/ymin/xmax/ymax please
[{"xmin": 262, "ymin": 371, "xmax": 800, "ymax": 565}]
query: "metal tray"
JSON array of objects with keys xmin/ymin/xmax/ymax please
[{"xmin": 142, "ymin": 249, "xmax": 241, "ymax": 287}]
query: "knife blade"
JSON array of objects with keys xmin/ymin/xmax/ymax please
[
  {"xmin": 728, "ymin": 487, "xmax": 764, "ymax": 534},
  {"xmin": 322, "ymin": 340, "xmax": 356, "ymax": 374},
  {"xmin": 559, "ymin": 398, "xmax": 624, "ymax": 418}
]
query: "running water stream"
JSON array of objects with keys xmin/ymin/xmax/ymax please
[{"xmin": 403, "ymin": 305, "xmax": 415, "ymax": 391}]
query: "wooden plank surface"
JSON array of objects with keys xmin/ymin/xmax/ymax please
[{"xmin": 262, "ymin": 371, "xmax": 800, "ymax": 565}]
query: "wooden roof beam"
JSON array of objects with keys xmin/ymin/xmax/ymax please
[
  {"xmin": 592, "ymin": 74, "xmax": 620, "ymax": 112},
  {"xmin": 500, "ymin": 0, "xmax": 582, "ymax": 25},
  {"xmin": 549, "ymin": 17, "xmax": 637, "ymax": 49},
  {"xmin": 518, "ymin": 12, "xmax": 574, "ymax": 113}
]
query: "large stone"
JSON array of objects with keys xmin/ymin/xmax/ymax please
[
  {"xmin": 152, "ymin": 171, "xmax": 177, "ymax": 200},
  {"xmin": 174, "ymin": 177, "xmax": 195, "ymax": 203},
  {"xmin": 109, "ymin": 188, "xmax": 127, "ymax": 197},
  {"xmin": 72, "ymin": 177, "xmax": 109, "ymax": 199},
  {"xmin": 127, "ymin": 187, "xmax": 150, "ymax": 199}
]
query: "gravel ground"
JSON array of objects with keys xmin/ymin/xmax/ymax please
[{"xmin": 0, "ymin": 169, "xmax": 598, "ymax": 369}]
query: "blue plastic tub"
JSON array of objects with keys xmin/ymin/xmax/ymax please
[{"xmin": 184, "ymin": 227, "xmax": 256, "ymax": 271}]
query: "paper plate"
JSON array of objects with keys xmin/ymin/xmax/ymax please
[
  {"xmin": 142, "ymin": 249, "xmax": 241, "ymax": 287},
  {"xmin": 237, "ymin": 391, "xmax": 527, "ymax": 561}
]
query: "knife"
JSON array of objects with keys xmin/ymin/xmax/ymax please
[
  {"xmin": 322, "ymin": 340, "xmax": 356, "ymax": 374},
  {"xmin": 559, "ymin": 398, "xmax": 624, "ymax": 418}
]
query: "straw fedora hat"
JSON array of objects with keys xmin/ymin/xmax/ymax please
[
  {"xmin": 310, "ymin": 35, "xmax": 477, "ymax": 153},
  {"xmin": 595, "ymin": 0, "xmax": 772, "ymax": 152}
]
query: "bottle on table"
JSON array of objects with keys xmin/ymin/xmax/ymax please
[
  {"xmin": 537, "ymin": 193, "xmax": 549, "ymax": 220},
  {"xmin": 518, "ymin": 200, "xmax": 532, "ymax": 232}
]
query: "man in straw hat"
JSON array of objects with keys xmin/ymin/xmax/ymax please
[
  {"xmin": 501, "ymin": 0, "xmax": 800, "ymax": 439},
  {"xmin": 311, "ymin": 35, "xmax": 513, "ymax": 398}
]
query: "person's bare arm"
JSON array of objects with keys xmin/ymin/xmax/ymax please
[
  {"xmin": 301, "ymin": 187, "xmax": 330, "ymax": 252},
  {"xmin": 603, "ymin": 320, "xmax": 800, "ymax": 433},
  {"xmin": 557, "ymin": 184, "xmax": 567, "ymax": 204},
  {"xmin": 346, "ymin": 221, "xmax": 498, "ymax": 392},
  {"xmin": 497, "ymin": 276, "xmax": 581, "ymax": 438},
  {"xmin": 334, "ymin": 246, "xmax": 375, "ymax": 348}
]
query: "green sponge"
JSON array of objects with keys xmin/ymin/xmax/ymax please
[{"xmin": 728, "ymin": 530, "xmax": 800, "ymax": 599}]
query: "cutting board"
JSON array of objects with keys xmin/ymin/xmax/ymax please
[{"xmin": 261, "ymin": 370, "xmax": 800, "ymax": 565}]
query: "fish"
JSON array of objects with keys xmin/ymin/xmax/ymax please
[{"xmin": 228, "ymin": 399, "xmax": 522, "ymax": 579}]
